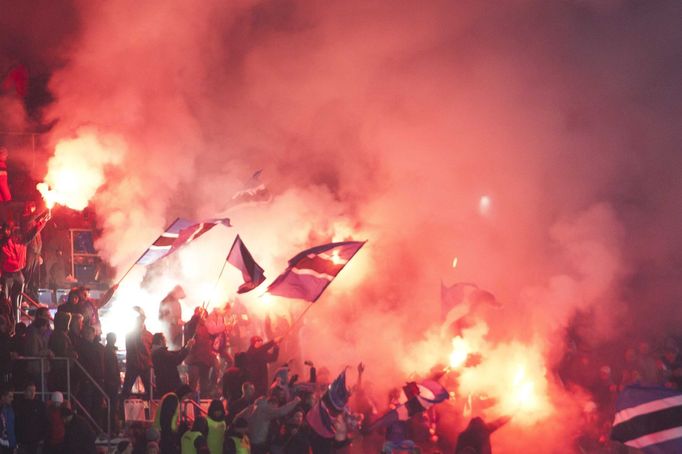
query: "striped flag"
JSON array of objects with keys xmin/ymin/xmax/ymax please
[
  {"xmin": 136, "ymin": 218, "xmax": 231, "ymax": 266},
  {"xmin": 611, "ymin": 385, "xmax": 682, "ymax": 453},
  {"xmin": 267, "ymin": 240, "xmax": 365, "ymax": 302},
  {"xmin": 306, "ymin": 369, "xmax": 350, "ymax": 438},
  {"xmin": 368, "ymin": 380, "xmax": 449, "ymax": 431},
  {"xmin": 226, "ymin": 234, "xmax": 266, "ymax": 293}
]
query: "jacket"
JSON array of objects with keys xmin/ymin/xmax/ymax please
[
  {"xmin": 126, "ymin": 325, "xmax": 153, "ymax": 371},
  {"xmin": 152, "ymin": 345, "xmax": 190, "ymax": 396}
]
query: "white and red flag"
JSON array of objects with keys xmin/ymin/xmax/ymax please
[
  {"xmin": 226, "ymin": 234, "xmax": 266, "ymax": 293},
  {"xmin": 267, "ymin": 240, "xmax": 365, "ymax": 302},
  {"xmin": 136, "ymin": 217, "xmax": 231, "ymax": 266}
]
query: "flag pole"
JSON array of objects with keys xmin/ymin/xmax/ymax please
[
  {"xmin": 204, "ymin": 255, "xmax": 230, "ymax": 311},
  {"xmin": 279, "ymin": 301, "xmax": 314, "ymax": 341}
]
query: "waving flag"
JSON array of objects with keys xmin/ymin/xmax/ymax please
[
  {"xmin": 226, "ymin": 234, "xmax": 266, "ymax": 293},
  {"xmin": 611, "ymin": 385, "xmax": 682, "ymax": 453},
  {"xmin": 136, "ymin": 217, "xmax": 231, "ymax": 266},
  {"xmin": 306, "ymin": 369, "xmax": 350, "ymax": 438},
  {"xmin": 267, "ymin": 241, "xmax": 366, "ymax": 302},
  {"xmin": 368, "ymin": 380, "xmax": 449, "ymax": 431}
]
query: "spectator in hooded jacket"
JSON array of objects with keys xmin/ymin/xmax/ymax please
[
  {"xmin": 185, "ymin": 308, "xmax": 214, "ymax": 398},
  {"xmin": 244, "ymin": 336, "xmax": 280, "ymax": 398},
  {"xmin": 122, "ymin": 312, "xmax": 153, "ymax": 398},
  {"xmin": 13, "ymin": 382, "xmax": 47, "ymax": 454},
  {"xmin": 22, "ymin": 317, "xmax": 53, "ymax": 391},
  {"xmin": 151, "ymin": 332, "xmax": 194, "ymax": 396},
  {"xmin": 48, "ymin": 311, "xmax": 76, "ymax": 392},
  {"xmin": 103, "ymin": 332, "xmax": 121, "ymax": 433}
]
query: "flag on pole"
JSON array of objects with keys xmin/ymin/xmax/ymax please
[
  {"xmin": 226, "ymin": 234, "xmax": 266, "ymax": 293},
  {"xmin": 368, "ymin": 380, "xmax": 449, "ymax": 431},
  {"xmin": 136, "ymin": 217, "xmax": 231, "ymax": 266},
  {"xmin": 267, "ymin": 240, "xmax": 366, "ymax": 302},
  {"xmin": 228, "ymin": 169, "xmax": 272, "ymax": 209},
  {"xmin": 306, "ymin": 369, "xmax": 350, "ymax": 438},
  {"xmin": 611, "ymin": 385, "xmax": 682, "ymax": 453}
]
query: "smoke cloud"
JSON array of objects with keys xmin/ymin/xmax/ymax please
[{"xmin": 8, "ymin": 0, "xmax": 682, "ymax": 449}]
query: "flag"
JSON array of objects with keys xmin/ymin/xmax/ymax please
[
  {"xmin": 226, "ymin": 234, "xmax": 266, "ymax": 293},
  {"xmin": 306, "ymin": 369, "xmax": 350, "ymax": 438},
  {"xmin": 267, "ymin": 241, "xmax": 366, "ymax": 302},
  {"xmin": 226, "ymin": 169, "xmax": 272, "ymax": 211},
  {"xmin": 368, "ymin": 380, "xmax": 449, "ymax": 431},
  {"xmin": 611, "ymin": 385, "xmax": 682, "ymax": 453},
  {"xmin": 136, "ymin": 217, "xmax": 231, "ymax": 266}
]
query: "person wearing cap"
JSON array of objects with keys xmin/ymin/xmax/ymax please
[
  {"xmin": 244, "ymin": 336, "xmax": 280, "ymax": 398},
  {"xmin": 223, "ymin": 417, "xmax": 251, "ymax": 454},
  {"xmin": 45, "ymin": 392, "xmax": 66, "ymax": 454}
]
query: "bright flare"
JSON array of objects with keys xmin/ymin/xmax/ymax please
[
  {"xmin": 452, "ymin": 256, "xmax": 458, "ymax": 268},
  {"xmin": 449, "ymin": 336, "xmax": 469, "ymax": 369},
  {"xmin": 37, "ymin": 129, "xmax": 125, "ymax": 210}
]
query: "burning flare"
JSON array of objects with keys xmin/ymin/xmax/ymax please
[{"xmin": 37, "ymin": 129, "xmax": 125, "ymax": 210}]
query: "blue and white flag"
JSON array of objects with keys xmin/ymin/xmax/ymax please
[{"xmin": 611, "ymin": 385, "xmax": 682, "ymax": 453}]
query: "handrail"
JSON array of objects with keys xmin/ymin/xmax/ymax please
[
  {"xmin": 71, "ymin": 394, "xmax": 108, "ymax": 438},
  {"xmin": 70, "ymin": 357, "xmax": 111, "ymax": 441},
  {"xmin": 11, "ymin": 355, "xmax": 111, "ymax": 444}
]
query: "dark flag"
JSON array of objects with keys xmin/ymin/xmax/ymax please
[
  {"xmin": 267, "ymin": 241, "xmax": 365, "ymax": 302},
  {"xmin": 136, "ymin": 217, "xmax": 231, "ymax": 266},
  {"xmin": 306, "ymin": 369, "xmax": 350, "ymax": 438},
  {"xmin": 611, "ymin": 385, "xmax": 682, "ymax": 453},
  {"xmin": 226, "ymin": 234, "xmax": 266, "ymax": 293}
]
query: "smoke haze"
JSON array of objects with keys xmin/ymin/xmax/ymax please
[{"xmin": 4, "ymin": 0, "xmax": 682, "ymax": 450}]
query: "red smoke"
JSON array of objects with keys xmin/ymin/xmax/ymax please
[{"xmin": 6, "ymin": 0, "xmax": 681, "ymax": 450}]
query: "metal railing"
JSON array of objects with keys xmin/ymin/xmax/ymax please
[{"xmin": 12, "ymin": 355, "xmax": 111, "ymax": 446}]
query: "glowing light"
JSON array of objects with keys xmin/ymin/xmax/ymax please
[
  {"xmin": 449, "ymin": 336, "xmax": 469, "ymax": 369},
  {"xmin": 330, "ymin": 250, "xmax": 343, "ymax": 265},
  {"xmin": 260, "ymin": 292, "xmax": 273, "ymax": 306},
  {"xmin": 37, "ymin": 130, "xmax": 124, "ymax": 211},
  {"xmin": 452, "ymin": 256, "xmax": 458, "ymax": 268},
  {"xmin": 478, "ymin": 195, "xmax": 491, "ymax": 215}
]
